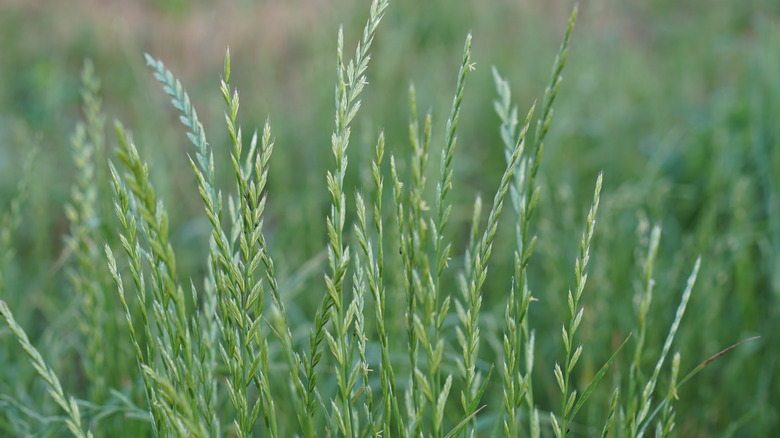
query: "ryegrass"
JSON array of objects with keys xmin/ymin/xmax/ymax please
[
  {"xmin": 0, "ymin": 0, "xmax": 771, "ymax": 437},
  {"xmin": 0, "ymin": 301, "xmax": 92, "ymax": 438}
]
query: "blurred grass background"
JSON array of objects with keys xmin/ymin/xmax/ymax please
[{"xmin": 1, "ymin": 0, "xmax": 778, "ymax": 435}]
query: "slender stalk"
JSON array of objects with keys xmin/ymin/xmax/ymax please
[
  {"xmin": 495, "ymin": 6, "xmax": 578, "ymax": 437},
  {"xmin": 633, "ymin": 258, "xmax": 701, "ymax": 435},
  {"xmin": 553, "ymin": 172, "xmax": 602, "ymax": 438},
  {"xmin": 456, "ymin": 103, "xmax": 525, "ymax": 437},
  {"xmin": 428, "ymin": 34, "xmax": 473, "ymax": 438},
  {"xmin": 495, "ymin": 90, "xmax": 535, "ymax": 437},
  {"xmin": 626, "ymin": 225, "xmax": 662, "ymax": 435},
  {"xmin": 112, "ymin": 121, "xmax": 207, "ymax": 436},
  {"xmin": 319, "ymin": 2, "xmax": 389, "ymax": 437},
  {"xmin": 66, "ymin": 59, "xmax": 115, "ymax": 405},
  {"xmin": 355, "ymin": 132, "xmax": 401, "ymax": 437},
  {"xmin": 0, "ymin": 301, "xmax": 93, "ymax": 438},
  {"xmin": 217, "ymin": 49, "xmax": 277, "ymax": 437},
  {"xmin": 104, "ymin": 170, "xmax": 165, "ymax": 435}
]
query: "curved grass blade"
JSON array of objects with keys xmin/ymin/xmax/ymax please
[
  {"xmin": 568, "ymin": 333, "xmax": 632, "ymax": 422},
  {"xmin": 637, "ymin": 335, "xmax": 761, "ymax": 436}
]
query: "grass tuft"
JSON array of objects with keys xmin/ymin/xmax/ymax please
[{"xmin": 0, "ymin": 1, "xmax": 765, "ymax": 437}]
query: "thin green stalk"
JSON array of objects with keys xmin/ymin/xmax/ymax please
[
  {"xmin": 355, "ymin": 131, "xmax": 401, "ymax": 437},
  {"xmin": 144, "ymin": 54, "xmax": 215, "ymax": 207},
  {"xmin": 115, "ymin": 116, "xmax": 189, "ymax": 367},
  {"xmin": 405, "ymin": 83, "xmax": 433, "ymax": 436},
  {"xmin": 552, "ymin": 172, "xmax": 602, "ymax": 438},
  {"xmin": 626, "ymin": 224, "xmax": 662, "ymax": 435},
  {"xmin": 111, "ymin": 121, "xmax": 207, "ymax": 437},
  {"xmin": 633, "ymin": 258, "xmax": 701, "ymax": 436},
  {"xmin": 601, "ymin": 388, "xmax": 620, "ymax": 438},
  {"xmin": 65, "ymin": 59, "xmax": 117, "ymax": 404},
  {"xmin": 0, "ymin": 301, "xmax": 93, "ymax": 438},
  {"xmin": 350, "ymin": 255, "xmax": 375, "ymax": 436},
  {"xmin": 216, "ymin": 48, "xmax": 277, "ymax": 437},
  {"xmin": 655, "ymin": 352, "xmax": 680, "ymax": 437},
  {"xmin": 525, "ymin": 11, "xmax": 578, "ymax": 432},
  {"xmin": 429, "ymin": 33, "xmax": 473, "ymax": 438},
  {"xmin": 496, "ymin": 96, "xmax": 535, "ymax": 437},
  {"xmin": 319, "ymin": 2, "xmax": 388, "ymax": 437},
  {"xmin": 146, "ymin": 50, "xmax": 287, "ymax": 437},
  {"xmin": 455, "ymin": 102, "xmax": 524, "ymax": 437},
  {"xmin": 390, "ymin": 153, "xmax": 421, "ymax": 435},
  {"xmin": 106, "ymin": 161, "xmax": 165, "ymax": 435},
  {"xmin": 495, "ymin": 7, "xmax": 578, "ymax": 437},
  {"xmin": 188, "ymin": 277, "xmax": 221, "ymax": 437},
  {"xmin": 637, "ymin": 336, "xmax": 760, "ymax": 437}
]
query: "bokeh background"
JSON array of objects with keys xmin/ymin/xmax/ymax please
[{"xmin": 1, "ymin": 0, "xmax": 778, "ymax": 436}]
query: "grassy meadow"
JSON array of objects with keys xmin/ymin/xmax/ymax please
[{"xmin": 0, "ymin": 0, "xmax": 778, "ymax": 436}]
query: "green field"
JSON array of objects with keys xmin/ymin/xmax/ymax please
[{"xmin": 1, "ymin": 0, "xmax": 778, "ymax": 436}]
